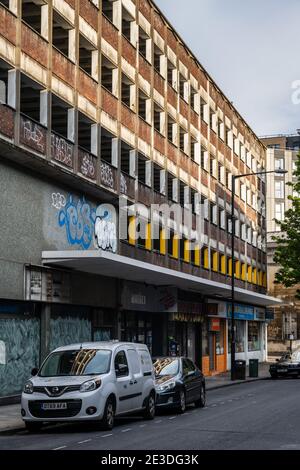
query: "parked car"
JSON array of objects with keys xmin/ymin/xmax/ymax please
[
  {"xmin": 21, "ymin": 341, "xmax": 156, "ymax": 432},
  {"xmin": 269, "ymin": 350, "xmax": 300, "ymax": 378},
  {"xmin": 153, "ymin": 356, "xmax": 206, "ymax": 413}
]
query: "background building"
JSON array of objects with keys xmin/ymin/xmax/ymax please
[
  {"xmin": 261, "ymin": 132, "xmax": 300, "ymax": 353},
  {"xmin": 0, "ymin": 0, "xmax": 276, "ymax": 401}
]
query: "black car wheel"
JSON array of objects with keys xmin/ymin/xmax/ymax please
[
  {"xmin": 99, "ymin": 397, "xmax": 115, "ymax": 430},
  {"xmin": 143, "ymin": 392, "xmax": 156, "ymax": 420},
  {"xmin": 25, "ymin": 422, "xmax": 43, "ymax": 433},
  {"xmin": 195, "ymin": 384, "xmax": 206, "ymax": 408},
  {"xmin": 177, "ymin": 389, "xmax": 186, "ymax": 414}
]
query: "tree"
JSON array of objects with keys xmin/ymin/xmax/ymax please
[{"xmin": 273, "ymin": 153, "xmax": 300, "ymax": 297}]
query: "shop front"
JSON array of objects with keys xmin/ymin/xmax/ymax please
[
  {"xmin": 202, "ymin": 314, "xmax": 227, "ymax": 376},
  {"xmin": 227, "ymin": 304, "xmax": 267, "ymax": 367}
]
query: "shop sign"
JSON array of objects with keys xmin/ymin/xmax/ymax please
[
  {"xmin": 254, "ymin": 307, "xmax": 266, "ymax": 321},
  {"xmin": 170, "ymin": 312, "xmax": 203, "ymax": 323},
  {"xmin": 25, "ymin": 266, "xmax": 71, "ymax": 303},
  {"xmin": 209, "ymin": 318, "xmax": 220, "ymax": 331},
  {"xmin": 227, "ymin": 303, "xmax": 254, "ymax": 320}
]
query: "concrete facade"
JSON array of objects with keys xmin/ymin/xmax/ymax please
[{"xmin": 0, "ymin": 0, "xmax": 274, "ymax": 400}]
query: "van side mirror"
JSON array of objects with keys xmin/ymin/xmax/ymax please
[{"xmin": 31, "ymin": 367, "xmax": 38, "ymax": 376}]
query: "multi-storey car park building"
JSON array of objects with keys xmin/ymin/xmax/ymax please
[
  {"xmin": 0, "ymin": 0, "xmax": 279, "ymax": 400},
  {"xmin": 261, "ymin": 133, "xmax": 300, "ymax": 352}
]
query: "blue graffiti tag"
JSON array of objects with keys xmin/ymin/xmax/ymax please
[{"xmin": 58, "ymin": 195, "xmax": 96, "ymax": 250}]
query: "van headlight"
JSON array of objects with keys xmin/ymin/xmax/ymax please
[
  {"xmin": 80, "ymin": 379, "xmax": 101, "ymax": 393},
  {"xmin": 23, "ymin": 381, "xmax": 34, "ymax": 394},
  {"xmin": 156, "ymin": 381, "xmax": 176, "ymax": 393}
]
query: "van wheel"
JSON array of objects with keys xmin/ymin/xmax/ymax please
[
  {"xmin": 143, "ymin": 392, "xmax": 155, "ymax": 420},
  {"xmin": 100, "ymin": 397, "xmax": 115, "ymax": 430},
  {"xmin": 195, "ymin": 384, "xmax": 206, "ymax": 408},
  {"xmin": 177, "ymin": 390, "xmax": 186, "ymax": 414},
  {"xmin": 25, "ymin": 422, "xmax": 43, "ymax": 433}
]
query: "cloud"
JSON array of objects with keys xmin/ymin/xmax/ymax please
[{"xmin": 155, "ymin": 0, "xmax": 300, "ymax": 135}]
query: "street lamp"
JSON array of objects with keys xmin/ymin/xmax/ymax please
[{"xmin": 230, "ymin": 168, "xmax": 287, "ymax": 380}]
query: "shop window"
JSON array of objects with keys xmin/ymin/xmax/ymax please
[
  {"xmin": 248, "ymin": 321, "xmax": 260, "ymax": 351},
  {"xmin": 228, "ymin": 320, "xmax": 245, "ymax": 353},
  {"xmin": 215, "ymin": 322, "xmax": 224, "ymax": 355}
]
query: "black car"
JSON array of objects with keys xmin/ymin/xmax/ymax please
[
  {"xmin": 153, "ymin": 356, "xmax": 206, "ymax": 413},
  {"xmin": 269, "ymin": 350, "xmax": 300, "ymax": 378}
]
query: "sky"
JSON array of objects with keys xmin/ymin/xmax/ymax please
[{"xmin": 154, "ymin": 0, "xmax": 300, "ymax": 137}]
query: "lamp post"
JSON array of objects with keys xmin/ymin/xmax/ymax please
[{"xmin": 230, "ymin": 169, "xmax": 287, "ymax": 380}]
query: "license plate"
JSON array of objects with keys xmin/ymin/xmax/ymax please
[
  {"xmin": 277, "ymin": 369, "xmax": 287, "ymax": 373},
  {"xmin": 41, "ymin": 402, "xmax": 67, "ymax": 410}
]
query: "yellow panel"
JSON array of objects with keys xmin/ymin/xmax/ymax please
[
  {"xmin": 258, "ymin": 271, "xmax": 263, "ymax": 286},
  {"xmin": 247, "ymin": 265, "xmax": 252, "ymax": 282},
  {"xmin": 194, "ymin": 245, "xmax": 200, "ymax": 266},
  {"xmin": 221, "ymin": 255, "xmax": 226, "ymax": 274},
  {"xmin": 235, "ymin": 260, "xmax": 240, "ymax": 279},
  {"xmin": 212, "ymin": 251, "xmax": 218, "ymax": 272},
  {"xmin": 184, "ymin": 240, "xmax": 190, "ymax": 263},
  {"xmin": 252, "ymin": 268, "xmax": 257, "ymax": 284},
  {"xmin": 173, "ymin": 235, "xmax": 179, "ymax": 259},
  {"xmin": 128, "ymin": 216, "xmax": 136, "ymax": 246},
  {"xmin": 241, "ymin": 263, "xmax": 246, "ymax": 281},
  {"xmin": 227, "ymin": 258, "xmax": 232, "ymax": 276},
  {"xmin": 145, "ymin": 223, "xmax": 151, "ymax": 251},
  {"xmin": 160, "ymin": 229, "xmax": 166, "ymax": 255},
  {"xmin": 263, "ymin": 272, "xmax": 267, "ymax": 288},
  {"xmin": 204, "ymin": 248, "xmax": 209, "ymax": 269}
]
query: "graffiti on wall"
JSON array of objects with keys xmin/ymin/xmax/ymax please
[
  {"xmin": 51, "ymin": 193, "xmax": 66, "ymax": 210},
  {"xmin": 50, "ymin": 316, "xmax": 91, "ymax": 351},
  {"xmin": 0, "ymin": 318, "xmax": 40, "ymax": 397},
  {"xmin": 80, "ymin": 152, "xmax": 96, "ymax": 180},
  {"xmin": 51, "ymin": 133, "xmax": 73, "ymax": 168},
  {"xmin": 100, "ymin": 162, "xmax": 114, "ymax": 189},
  {"xmin": 94, "ymin": 204, "xmax": 117, "ymax": 253},
  {"xmin": 20, "ymin": 118, "xmax": 46, "ymax": 153},
  {"xmin": 58, "ymin": 195, "xmax": 96, "ymax": 250}
]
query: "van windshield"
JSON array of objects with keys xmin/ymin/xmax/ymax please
[{"xmin": 39, "ymin": 349, "xmax": 112, "ymax": 377}]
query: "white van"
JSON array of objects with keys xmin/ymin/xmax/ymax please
[{"xmin": 21, "ymin": 341, "xmax": 155, "ymax": 432}]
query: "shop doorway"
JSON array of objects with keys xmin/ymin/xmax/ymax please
[{"xmin": 208, "ymin": 332, "xmax": 216, "ymax": 371}]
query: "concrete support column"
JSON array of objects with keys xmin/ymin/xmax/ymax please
[
  {"xmin": 67, "ymin": 108, "xmax": 76, "ymax": 143},
  {"xmin": 40, "ymin": 90, "xmax": 49, "ymax": 127},
  {"xmin": 9, "ymin": 0, "xmax": 17, "ymax": 16},
  {"xmin": 91, "ymin": 123, "xmax": 99, "ymax": 156},
  {"xmin": 41, "ymin": 4, "xmax": 49, "ymax": 41},
  {"xmin": 7, "ymin": 69, "xmax": 17, "ymax": 109},
  {"xmin": 68, "ymin": 29, "xmax": 76, "ymax": 63},
  {"xmin": 41, "ymin": 304, "xmax": 51, "ymax": 362}
]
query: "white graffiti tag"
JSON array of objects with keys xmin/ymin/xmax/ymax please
[
  {"xmin": 100, "ymin": 162, "xmax": 114, "ymax": 189},
  {"xmin": 94, "ymin": 204, "xmax": 117, "ymax": 253},
  {"xmin": 81, "ymin": 153, "xmax": 95, "ymax": 178},
  {"xmin": 22, "ymin": 120, "xmax": 45, "ymax": 152},
  {"xmin": 120, "ymin": 173, "xmax": 128, "ymax": 195},
  {"xmin": 51, "ymin": 134, "xmax": 73, "ymax": 167},
  {"xmin": 52, "ymin": 192, "xmax": 66, "ymax": 210}
]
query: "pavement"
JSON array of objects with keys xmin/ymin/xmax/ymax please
[
  {"xmin": 1, "ymin": 377, "xmax": 300, "ymax": 450},
  {"xmin": 0, "ymin": 361, "xmax": 272, "ymax": 434}
]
